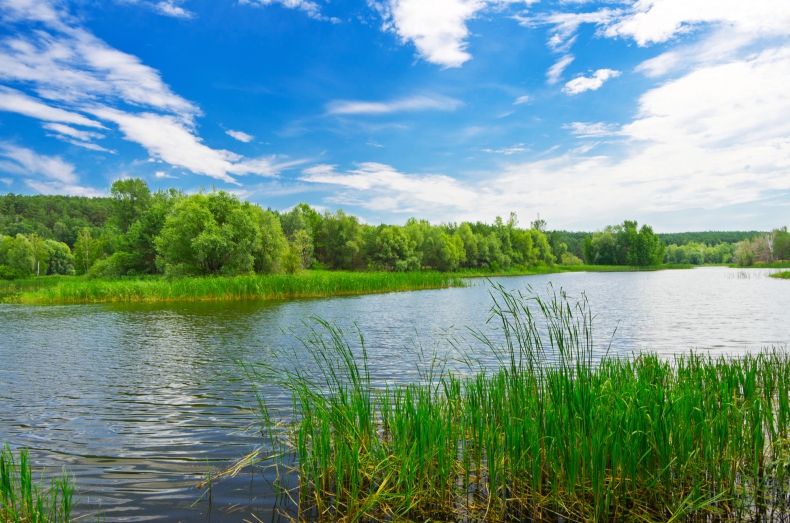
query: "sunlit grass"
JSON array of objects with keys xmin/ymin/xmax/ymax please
[
  {"xmin": 771, "ymin": 271, "xmax": 790, "ymax": 280},
  {"xmin": 0, "ymin": 445, "xmax": 75, "ymax": 523},
  {"xmin": 12, "ymin": 270, "xmax": 465, "ymax": 304},
  {"xmin": 248, "ymin": 284, "xmax": 790, "ymax": 522}
]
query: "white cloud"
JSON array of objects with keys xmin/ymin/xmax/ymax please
[
  {"xmin": 154, "ymin": 170, "xmax": 177, "ymax": 179},
  {"xmin": 0, "ymin": 142, "xmax": 77, "ymax": 183},
  {"xmin": 25, "ymin": 179, "xmax": 106, "ymax": 197},
  {"xmin": 482, "ymin": 143, "xmax": 527, "ymax": 154},
  {"xmin": 326, "ymin": 94, "xmax": 463, "ymax": 115},
  {"xmin": 0, "ymin": 86, "xmax": 103, "ymax": 127},
  {"xmin": 603, "ymin": 0, "xmax": 790, "ymax": 47},
  {"xmin": 0, "ymin": 0, "xmax": 304, "ymax": 185},
  {"xmin": 226, "ymin": 129, "xmax": 254, "ymax": 142},
  {"xmin": 153, "ymin": 0, "xmax": 194, "ymax": 18},
  {"xmin": 563, "ymin": 122, "xmax": 619, "ymax": 137},
  {"xmin": 546, "ymin": 54, "xmax": 574, "ymax": 84},
  {"xmin": 239, "ymin": 0, "xmax": 326, "ymax": 21},
  {"xmin": 300, "ymin": 162, "xmax": 480, "ymax": 212},
  {"xmin": 373, "ymin": 0, "xmax": 486, "ymax": 67},
  {"xmin": 513, "ymin": 95, "xmax": 530, "ymax": 105},
  {"xmin": 0, "ymin": 177, "xmax": 12, "ymax": 185},
  {"xmin": 42, "ymin": 123, "xmax": 105, "ymax": 141},
  {"xmin": 563, "ymin": 68, "xmax": 620, "ymax": 94}
]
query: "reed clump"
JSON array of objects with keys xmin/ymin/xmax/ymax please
[
  {"xmin": 251, "ymin": 284, "xmax": 790, "ymax": 522},
  {"xmin": 13, "ymin": 271, "xmax": 464, "ymax": 304},
  {"xmin": 0, "ymin": 445, "xmax": 75, "ymax": 523},
  {"xmin": 770, "ymin": 271, "xmax": 790, "ymax": 280}
]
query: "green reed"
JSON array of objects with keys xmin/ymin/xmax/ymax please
[
  {"xmin": 770, "ymin": 271, "xmax": 790, "ymax": 280},
  {"xmin": 250, "ymin": 284, "xmax": 790, "ymax": 522},
  {"xmin": 13, "ymin": 270, "xmax": 464, "ymax": 304},
  {"xmin": 0, "ymin": 445, "xmax": 75, "ymax": 523}
]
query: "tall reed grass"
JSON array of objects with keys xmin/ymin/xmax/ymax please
[
  {"xmin": 249, "ymin": 284, "xmax": 790, "ymax": 522},
  {"xmin": 0, "ymin": 445, "xmax": 75, "ymax": 523},
  {"xmin": 771, "ymin": 271, "xmax": 790, "ymax": 280},
  {"xmin": 13, "ymin": 271, "xmax": 464, "ymax": 304}
]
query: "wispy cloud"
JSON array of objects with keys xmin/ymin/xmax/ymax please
[
  {"xmin": 154, "ymin": 170, "xmax": 178, "ymax": 179},
  {"xmin": 226, "ymin": 129, "xmax": 254, "ymax": 142},
  {"xmin": 513, "ymin": 95, "xmax": 530, "ymax": 105},
  {"xmin": 239, "ymin": 0, "xmax": 338, "ymax": 22},
  {"xmin": 563, "ymin": 122, "xmax": 619, "ymax": 137},
  {"xmin": 0, "ymin": 0, "xmax": 304, "ymax": 185},
  {"xmin": 326, "ymin": 94, "xmax": 463, "ymax": 115},
  {"xmin": 546, "ymin": 54, "xmax": 574, "ymax": 84},
  {"xmin": 0, "ymin": 142, "xmax": 77, "ymax": 184},
  {"xmin": 153, "ymin": 0, "xmax": 194, "ymax": 18},
  {"xmin": 563, "ymin": 69, "xmax": 620, "ymax": 94}
]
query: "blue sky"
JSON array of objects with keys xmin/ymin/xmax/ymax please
[{"xmin": 0, "ymin": 0, "xmax": 788, "ymax": 231}]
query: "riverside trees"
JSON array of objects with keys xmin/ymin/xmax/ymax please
[{"xmin": 582, "ymin": 221, "xmax": 666, "ymax": 266}]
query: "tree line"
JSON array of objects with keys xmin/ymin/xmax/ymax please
[{"xmin": 1, "ymin": 180, "xmax": 786, "ymax": 279}]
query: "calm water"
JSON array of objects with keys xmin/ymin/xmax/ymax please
[{"xmin": 2, "ymin": 268, "xmax": 789, "ymax": 521}]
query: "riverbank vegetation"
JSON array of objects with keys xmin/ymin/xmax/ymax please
[
  {"xmin": 0, "ymin": 444, "xmax": 75, "ymax": 523},
  {"xmin": 771, "ymin": 271, "xmax": 790, "ymax": 280},
  {"xmin": 249, "ymin": 286, "xmax": 790, "ymax": 522}
]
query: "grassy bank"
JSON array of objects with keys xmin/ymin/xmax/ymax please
[
  {"xmin": 10, "ymin": 271, "xmax": 465, "ymax": 304},
  {"xmin": 771, "ymin": 270, "xmax": 790, "ymax": 279},
  {"xmin": 5, "ymin": 264, "xmax": 694, "ymax": 304},
  {"xmin": 729, "ymin": 262, "xmax": 790, "ymax": 269},
  {"xmin": 0, "ymin": 445, "xmax": 75, "ymax": 522},
  {"xmin": 250, "ymin": 286, "xmax": 790, "ymax": 522}
]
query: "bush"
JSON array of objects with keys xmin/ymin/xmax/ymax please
[{"xmin": 0, "ymin": 264, "xmax": 24, "ymax": 280}]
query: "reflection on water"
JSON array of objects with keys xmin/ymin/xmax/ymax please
[{"xmin": 2, "ymin": 267, "xmax": 789, "ymax": 521}]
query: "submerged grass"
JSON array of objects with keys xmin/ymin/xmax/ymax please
[
  {"xmin": 0, "ymin": 445, "xmax": 75, "ymax": 523},
  {"xmin": 8, "ymin": 264, "xmax": 691, "ymax": 304},
  {"xmin": 249, "ymin": 284, "xmax": 790, "ymax": 522},
  {"xmin": 11, "ymin": 270, "xmax": 464, "ymax": 304}
]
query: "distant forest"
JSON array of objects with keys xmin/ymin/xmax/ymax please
[{"xmin": 0, "ymin": 185, "xmax": 786, "ymax": 279}]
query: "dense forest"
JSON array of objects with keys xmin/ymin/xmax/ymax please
[{"xmin": 0, "ymin": 180, "xmax": 787, "ymax": 279}]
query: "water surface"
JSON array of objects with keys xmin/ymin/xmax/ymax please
[{"xmin": 2, "ymin": 268, "xmax": 788, "ymax": 521}]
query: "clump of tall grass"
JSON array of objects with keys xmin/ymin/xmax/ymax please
[
  {"xmin": 249, "ymin": 284, "xmax": 790, "ymax": 522},
  {"xmin": 771, "ymin": 271, "xmax": 790, "ymax": 280},
  {"xmin": 0, "ymin": 445, "xmax": 75, "ymax": 523},
  {"xmin": 13, "ymin": 270, "xmax": 464, "ymax": 304}
]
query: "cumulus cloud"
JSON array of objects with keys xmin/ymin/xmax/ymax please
[
  {"xmin": 0, "ymin": 142, "xmax": 77, "ymax": 183},
  {"xmin": 226, "ymin": 129, "xmax": 254, "ymax": 142},
  {"xmin": 371, "ymin": 0, "xmax": 528, "ymax": 68},
  {"xmin": 563, "ymin": 69, "xmax": 620, "ymax": 94},
  {"xmin": 546, "ymin": 54, "xmax": 574, "ymax": 84},
  {"xmin": 326, "ymin": 94, "xmax": 463, "ymax": 115},
  {"xmin": 154, "ymin": 170, "xmax": 177, "ymax": 179}
]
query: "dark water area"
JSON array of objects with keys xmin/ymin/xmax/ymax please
[{"xmin": 2, "ymin": 268, "xmax": 789, "ymax": 521}]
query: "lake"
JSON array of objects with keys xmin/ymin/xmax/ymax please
[{"xmin": 2, "ymin": 267, "xmax": 789, "ymax": 522}]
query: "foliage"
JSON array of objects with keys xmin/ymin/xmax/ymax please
[
  {"xmin": 314, "ymin": 210, "xmax": 363, "ymax": 270},
  {"xmin": 44, "ymin": 240, "xmax": 75, "ymax": 276},
  {"xmin": 560, "ymin": 251, "xmax": 583, "ymax": 265},
  {"xmin": 583, "ymin": 221, "xmax": 664, "ymax": 266},
  {"xmin": 0, "ymin": 234, "xmax": 34, "ymax": 278},
  {"xmin": 110, "ymin": 178, "xmax": 152, "ymax": 232},
  {"xmin": 774, "ymin": 227, "xmax": 790, "ymax": 262}
]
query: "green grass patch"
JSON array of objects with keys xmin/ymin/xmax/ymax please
[
  {"xmin": 771, "ymin": 271, "xmax": 790, "ymax": 280},
  {"xmin": 10, "ymin": 270, "xmax": 465, "ymax": 304},
  {"xmin": 248, "ymin": 284, "xmax": 790, "ymax": 522},
  {"xmin": 0, "ymin": 444, "xmax": 75, "ymax": 523},
  {"xmin": 6, "ymin": 264, "xmax": 693, "ymax": 304},
  {"xmin": 729, "ymin": 262, "xmax": 790, "ymax": 269}
]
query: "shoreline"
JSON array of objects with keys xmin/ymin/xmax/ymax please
[{"xmin": 3, "ymin": 264, "xmax": 694, "ymax": 305}]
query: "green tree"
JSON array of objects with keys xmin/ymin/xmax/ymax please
[
  {"xmin": 734, "ymin": 239, "xmax": 756, "ymax": 267},
  {"xmin": 773, "ymin": 227, "xmax": 790, "ymax": 261},
  {"xmin": 374, "ymin": 226, "xmax": 419, "ymax": 271},
  {"xmin": 28, "ymin": 233, "xmax": 49, "ymax": 276},
  {"xmin": 110, "ymin": 178, "xmax": 152, "ymax": 232},
  {"xmin": 0, "ymin": 234, "xmax": 35, "ymax": 278},
  {"xmin": 315, "ymin": 210, "xmax": 363, "ymax": 270},
  {"xmin": 155, "ymin": 191, "xmax": 260, "ymax": 276},
  {"xmin": 626, "ymin": 225, "xmax": 665, "ymax": 266},
  {"xmin": 251, "ymin": 205, "xmax": 287, "ymax": 273},
  {"xmin": 74, "ymin": 228, "xmax": 101, "ymax": 275},
  {"xmin": 44, "ymin": 239, "xmax": 75, "ymax": 275}
]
